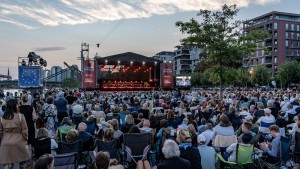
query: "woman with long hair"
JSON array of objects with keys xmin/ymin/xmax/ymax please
[
  {"xmin": 19, "ymin": 94, "xmax": 37, "ymax": 145},
  {"xmin": 0, "ymin": 99, "xmax": 31, "ymax": 169}
]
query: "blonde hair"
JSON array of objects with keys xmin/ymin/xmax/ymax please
[
  {"xmin": 66, "ymin": 129, "xmax": 78, "ymax": 143},
  {"xmin": 36, "ymin": 128, "xmax": 49, "ymax": 139},
  {"xmin": 187, "ymin": 124, "xmax": 197, "ymax": 135},
  {"xmin": 125, "ymin": 114, "xmax": 134, "ymax": 125}
]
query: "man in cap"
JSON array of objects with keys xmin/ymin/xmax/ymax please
[
  {"xmin": 197, "ymin": 134, "xmax": 216, "ymax": 169},
  {"xmin": 256, "ymin": 108, "xmax": 275, "ymax": 134}
]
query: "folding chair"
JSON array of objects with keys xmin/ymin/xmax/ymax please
[
  {"xmin": 97, "ymin": 139, "xmax": 119, "ymax": 159},
  {"xmin": 123, "ymin": 133, "xmax": 152, "ymax": 165},
  {"xmin": 53, "ymin": 152, "xmax": 78, "ymax": 169},
  {"xmin": 258, "ymin": 136, "xmax": 292, "ymax": 169},
  {"xmin": 32, "ymin": 137, "xmax": 51, "ymax": 159},
  {"xmin": 106, "ymin": 114, "xmax": 120, "ymax": 125},
  {"xmin": 216, "ymin": 144, "xmax": 254, "ymax": 169},
  {"xmin": 294, "ymin": 131, "xmax": 300, "ymax": 162},
  {"xmin": 57, "ymin": 140, "xmax": 82, "ymax": 154},
  {"xmin": 84, "ymin": 119, "xmax": 97, "ymax": 136}
]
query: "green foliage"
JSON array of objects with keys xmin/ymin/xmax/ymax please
[
  {"xmin": 61, "ymin": 77, "xmax": 80, "ymax": 89},
  {"xmin": 276, "ymin": 61, "xmax": 300, "ymax": 87},
  {"xmin": 251, "ymin": 65, "xmax": 271, "ymax": 86},
  {"xmin": 176, "ymin": 4, "xmax": 269, "ymax": 95}
]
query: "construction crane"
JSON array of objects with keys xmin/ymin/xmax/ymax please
[{"xmin": 63, "ymin": 62, "xmax": 82, "ymax": 82}]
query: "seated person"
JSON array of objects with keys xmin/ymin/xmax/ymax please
[
  {"xmin": 177, "ymin": 130, "xmax": 201, "ymax": 169},
  {"xmin": 197, "ymin": 134, "xmax": 216, "ymax": 169},
  {"xmin": 259, "ymin": 125, "xmax": 281, "ymax": 164},
  {"xmin": 201, "ymin": 123, "xmax": 214, "ymax": 146},
  {"xmin": 157, "ymin": 139, "xmax": 191, "ymax": 169},
  {"xmin": 95, "ymin": 151, "xmax": 124, "ymax": 169},
  {"xmin": 34, "ymin": 128, "xmax": 58, "ymax": 157},
  {"xmin": 34, "ymin": 154, "xmax": 54, "ymax": 169},
  {"xmin": 137, "ymin": 119, "xmax": 153, "ymax": 133},
  {"xmin": 238, "ymin": 122, "xmax": 256, "ymax": 144},
  {"xmin": 224, "ymin": 132, "xmax": 253, "ymax": 162},
  {"xmin": 236, "ymin": 115, "xmax": 259, "ymax": 136},
  {"xmin": 65, "ymin": 129, "xmax": 79, "ymax": 143},
  {"xmin": 77, "ymin": 122, "xmax": 94, "ymax": 151},
  {"xmin": 54, "ymin": 117, "xmax": 75, "ymax": 141}
]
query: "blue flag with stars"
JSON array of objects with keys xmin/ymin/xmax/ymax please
[{"xmin": 18, "ymin": 66, "xmax": 41, "ymax": 87}]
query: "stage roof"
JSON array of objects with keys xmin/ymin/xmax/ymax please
[{"xmin": 96, "ymin": 52, "xmax": 160, "ymax": 63}]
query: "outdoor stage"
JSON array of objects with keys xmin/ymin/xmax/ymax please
[{"xmin": 95, "ymin": 52, "xmax": 162, "ymax": 91}]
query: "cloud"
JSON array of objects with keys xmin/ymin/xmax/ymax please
[
  {"xmin": 0, "ymin": 0, "xmax": 280, "ymax": 29},
  {"xmin": 34, "ymin": 47, "xmax": 66, "ymax": 52}
]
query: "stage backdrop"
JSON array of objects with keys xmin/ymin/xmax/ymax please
[
  {"xmin": 160, "ymin": 62, "xmax": 174, "ymax": 89},
  {"xmin": 83, "ymin": 60, "xmax": 96, "ymax": 88},
  {"xmin": 18, "ymin": 66, "xmax": 41, "ymax": 88}
]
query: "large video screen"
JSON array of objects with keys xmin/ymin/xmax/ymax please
[{"xmin": 176, "ymin": 76, "xmax": 191, "ymax": 87}]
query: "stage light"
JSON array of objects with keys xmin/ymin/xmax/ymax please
[
  {"xmin": 142, "ymin": 61, "xmax": 145, "ymax": 65},
  {"xmin": 155, "ymin": 61, "xmax": 157, "ymax": 65},
  {"xmin": 118, "ymin": 60, "xmax": 120, "ymax": 64},
  {"xmin": 105, "ymin": 60, "xmax": 108, "ymax": 63},
  {"xmin": 43, "ymin": 60, "xmax": 47, "ymax": 67},
  {"xmin": 130, "ymin": 61, "xmax": 133, "ymax": 65},
  {"xmin": 21, "ymin": 59, "xmax": 26, "ymax": 66}
]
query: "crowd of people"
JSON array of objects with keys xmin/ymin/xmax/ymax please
[{"xmin": 0, "ymin": 87, "xmax": 300, "ymax": 169}]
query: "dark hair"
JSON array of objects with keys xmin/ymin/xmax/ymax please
[
  {"xmin": 3, "ymin": 99, "xmax": 18, "ymax": 120},
  {"xmin": 269, "ymin": 125, "xmax": 280, "ymax": 133},
  {"xmin": 167, "ymin": 111, "xmax": 174, "ymax": 120},
  {"xmin": 138, "ymin": 113, "xmax": 143, "ymax": 119},
  {"xmin": 46, "ymin": 96, "xmax": 54, "ymax": 104},
  {"xmin": 103, "ymin": 128, "xmax": 114, "ymax": 141},
  {"xmin": 129, "ymin": 126, "xmax": 141, "ymax": 134},
  {"xmin": 95, "ymin": 151, "xmax": 110, "ymax": 169},
  {"xmin": 242, "ymin": 132, "xmax": 253, "ymax": 144},
  {"xmin": 160, "ymin": 119, "xmax": 168, "ymax": 128},
  {"xmin": 34, "ymin": 154, "xmax": 54, "ymax": 169},
  {"xmin": 243, "ymin": 122, "xmax": 252, "ymax": 130},
  {"xmin": 131, "ymin": 111, "xmax": 138, "ymax": 118},
  {"xmin": 149, "ymin": 115, "xmax": 156, "ymax": 125},
  {"xmin": 219, "ymin": 115, "xmax": 232, "ymax": 127},
  {"xmin": 201, "ymin": 118, "xmax": 207, "ymax": 125}
]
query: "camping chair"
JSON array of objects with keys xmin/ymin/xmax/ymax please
[
  {"xmin": 53, "ymin": 152, "xmax": 78, "ymax": 169},
  {"xmin": 57, "ymin": 140, "xmax": 82, "ymax": 154},
  {"xmin": 258, "ymin": 136, "xmax": 292, "ymax": 169},
  {"xmin": 294, "ymin": 131, "xmax": 300, "ymax": 164},
  {"xmin": 260, "ymin": 121, "xmax": 275, "ymax": 129},
  {"xmin": 32, "ymin": 137, "xmax": 51, "ymax": 160},
  {"xmin": 217, "ymin": 144, "xmax": 254, "ymax": 169},
  {"xmin": 84, "ymin": 119, "xmax": 97, "ymax": 136},
  {"xmin": 123, "ymin": 133, "xmax": 152, "ymax": 165},
  {"xmin": 97, "ymin": 139, "xmax": 119, "ymax": 160}
]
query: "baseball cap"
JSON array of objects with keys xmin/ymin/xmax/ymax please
[
  {"xmin": 197, "ymin": 134, "xmax": 206, "ymax": 144},
  {"xmin": 264, "ymin": 108, "xmax": 271, "ymax": 114},
  {"xmin": 245, "ymin": 115, "xmax": 253, "ymax": 121}
]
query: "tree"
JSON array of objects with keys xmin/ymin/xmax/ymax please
[
  {"xmin": 276, "ymin": 61, "xmax": 300, "ymax": 87},
  {"xmin": 61, "ymin": 77, "xmax": 80, "ymax": 89},
  {"xmin": 191, "ymin": 72, "xmax": 210, "ymax": 86},
  {"xmin": 176, "ymin": 4, "xmax": 269, "ymax": 98},
  {"xmin": 251, "ymin": 65, "xmax": 271, "ymax": 86}
]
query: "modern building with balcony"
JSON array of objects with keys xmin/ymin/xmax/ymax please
[
  {"xmin": 153, "ymin": 51, "xmax": 174, "ymax": 62},
  {"xmin": 173, "ymin": 46, "xmax": 203, "ymax": 75},
  {"xmin": 243, "ymin": 11, "xmax": 300, "ymax": 75}
]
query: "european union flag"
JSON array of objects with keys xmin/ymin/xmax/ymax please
[{"xmin": 18, "ymin": 66, "xmax": 41, "ymax": 87}]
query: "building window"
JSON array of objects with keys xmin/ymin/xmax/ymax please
[
  {"xmin": 274, "ymin": 22, "xmax": 278, "ymax": 29},
  {"xmin": 274, "ymin": 48, "xmax": 278, "ymax": 55},
  {"xmin": 274, "ymin": 57, "xmax": 277, "ymax": 64},
  {"xmin": 286, "ymin": 32, "xmax": 289, "ymax": 39},
  {"xmin": 274, "ymin": 32, "xmax": 278, "ymax": 38},
  {"xmin": 286, "ymin": 40, "xmax": 289, "ymax": 47},
  {"xmin": 274, "ymin": 40, "xmax": 278, "ymax": 46},
  {"xmin": 297, "ymin": 33, "xmax": 300, "ymax": 39},
  {"xmin": 286, "ymin": 23, "xmax": 289, "ymax": 30},
  {"xmin": 297, "ymin": 25, "xmax": 300, "ymax": 31},
  {"xmin": 291, "ymin": 24, "xmax": 295, "ymax": 31},
  {"xmin": 291, "ymin": 32, "xmax": 294, "ymax": 39}
]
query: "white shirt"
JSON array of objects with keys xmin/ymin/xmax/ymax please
[
  {"xmin": 257, "ymin": 115, "xmax": 275, "ymax": 133},
  {"xmin": 201, "ymin": 129, "xmax": 214, "ymax": 145}
]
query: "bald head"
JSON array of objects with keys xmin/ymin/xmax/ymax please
[
  {"xmin": 78, "ymin": 122, "xmax": 87, "ymax": 132},
  {"xmin": 142, "ymin": 119, "xmax": 150, "ymax": 128}
]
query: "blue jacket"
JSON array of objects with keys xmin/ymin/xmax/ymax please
[{"xmin": 55, "ymin": 98, "xmax": 68, "ymax": 113}]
